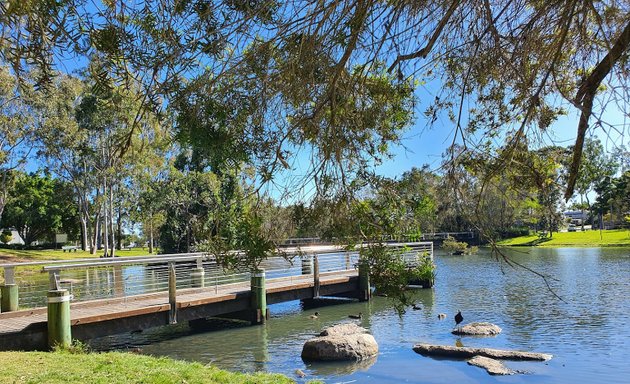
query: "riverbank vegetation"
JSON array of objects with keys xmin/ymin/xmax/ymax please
[
  {"xmin": 0, "ymin": 350, "xmax": 298, "ymax": 384},
  {"xmin": 497, "ymin": 229, "xmax": 630, "ymax": 247}
]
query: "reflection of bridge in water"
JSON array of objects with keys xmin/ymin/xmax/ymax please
[{"xmin": 0, "ymin": 242, "xmax": 432, "ymax": 351}]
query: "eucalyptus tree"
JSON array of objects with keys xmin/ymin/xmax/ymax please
[
  {"xmin": 0, "ymin": 65, "xmax": 35, "ymax": 222},
  {"xmin": 33, "ymin": 71, "xmax": 161, "ymax": 255},
  {"xmin": 573, "ymin": 138, "xmax": 618, "ymax": 229}
]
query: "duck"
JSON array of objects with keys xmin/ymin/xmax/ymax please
[
  {"xmin": 454, "ymin": 310, "xmax": 464, "ymax": 331},
  {"xmin": 348, "ymin": 312, "xmax": 363, "ymax": 319},
  {"xmin": 437, "ymin": 313, "xmax": 447, "ymax": 320},
  {"xmin": 309, "ymin": 311, "xmax": 320, "ymax": 319},
  {"xmin": 412, "ymin": 304, "xmax": 422, "ymax": 310},
  {"xmin": 295, "ymin": 369, "xmax": 306, "ymax": 378}
]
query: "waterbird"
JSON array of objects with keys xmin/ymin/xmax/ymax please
[
  {"xmin": 349, "ymin": 312, "xmax": 363, "ymax": 319},
  {"xmin": 412, "ymin": 304, "xmax": 422, "ymax": 310},
  {"xmin": 309, "ymin": 311, "xmax": 320, "ymax": 319},
  {"xmin": 295, "ymin": 369, "xmax": 306, "ymax": 378},
  {"xmin": 455, "ymin": 310, "xmax": 464, "ymax": 331},
  {"xmin": 437, "ymin": 313, "xmax": 447, "ymax": 320}
]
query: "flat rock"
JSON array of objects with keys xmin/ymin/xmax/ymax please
[
  {"xmin": 302, "ymin": 323, "xmax": 378, "ymax": 361},
  {"xmin": 467, "ymin": 356, "xmax": 516, "ymax": 375},
  {"xmin": 319, "ymin": 323, "xmax": 368, "ymax": 337},
  {"xmin": 413, "ymin": 343, "xmax": 552, "ymax": 361},
  {"xmin": 452, "ymin": 322, "xmax": 502, "ymax": 336}
]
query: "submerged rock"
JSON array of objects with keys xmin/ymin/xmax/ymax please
[
  {"xmin": 467, "ymin": 356, "xmax": 516, "ymax": 375},
  {"xmin": 302, "ymin": 323, "xmax": 378, "ymax": 361},
  {"xmin": 452, "ymin": 322, "xmax": 502, "ymax": 336},
  {"xmin": 413, "ymin": 343, "xmax": 552, "ymax": 361}
]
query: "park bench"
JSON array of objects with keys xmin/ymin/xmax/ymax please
[{"xmin": 61, "ymin": 245, "xmax": 79, "ymax": 252}]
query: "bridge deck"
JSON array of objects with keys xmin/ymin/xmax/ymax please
[{"xmin": 0, "ymin": 270, "xmax": 357, "ymax": 337}]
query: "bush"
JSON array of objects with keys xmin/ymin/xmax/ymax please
[{"xmin": 0, "ymin": 230, "xmax": 12, "ymax": 245}]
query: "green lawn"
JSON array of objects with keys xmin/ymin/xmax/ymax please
[
  {"xmin": 0, "ymin": 351, "xmax": 300, "ymax": 384},
  {"xmin": 0, "ymin": 247, "xmax": 154, "ymax": 263},
  {"xmin": 497, "ymin": 229, "xmax": 630, "ymax": 247}
]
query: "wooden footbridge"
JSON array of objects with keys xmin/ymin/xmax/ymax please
[{"xmin": 0, "ymin": 242, "xmax": 432, "ymax": 351}]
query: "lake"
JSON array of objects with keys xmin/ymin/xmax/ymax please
[{"xmin": 91, "ymin": 247, "xmax": 630, "ymax": 383}]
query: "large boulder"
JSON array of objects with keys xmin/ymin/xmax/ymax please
[
  {"xmin": 302, "ymin": 323, "xmax": 378, "ymax": 361},
  {"xmin": 452, "ymin": 322, "xmax": 502, "ymax": 336}
]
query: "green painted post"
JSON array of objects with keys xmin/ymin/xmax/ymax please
[
  {"xmin": 191, "ymin": 267, "xmax": 205, "ymax": 288},
  {"xmin": 1, "ymin": 284, "xmax": 18, "ymax": 312},
  {"xmin": 358, "ymin": 260, "xmax": 371, "ymax": 301},
  {"xmin": 250, "ymin": 269, "xmax": 267, "ymax": 324},
  {"xmin": 47, "ymin": 289, "xmax": 71, "ymax": 349}
]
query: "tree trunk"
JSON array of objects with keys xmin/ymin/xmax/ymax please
[
  {"xmin": 116, "ymin": 207, "xmax": 122, "ymax": 250},
  {"xmin": 109, "ymin": 180, "xmax": 116, "ymax": 257},
  {"xmin": 148, "ymin": 214, "xmax": 154, "ymax": 254},
  {"xmin": 80, "ymin": 215, "xmax": 88, "ymax": 251},
  {"xmin": 92, "ymin": 208, "xmax": 101, "ymax": 255},
  {"xmin": 102, "ymin": 178, "xmax": 110, "ymax": 258},
  {"xmin": 580, "ymin": 194, "xmax": 585, "ymax": 231}
]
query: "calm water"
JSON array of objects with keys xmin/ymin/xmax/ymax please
[{"xmin": 92, "ymin": 247, "xmax": 630, "ymax": 383}]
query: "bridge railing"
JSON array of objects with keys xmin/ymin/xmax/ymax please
[{"xmin": 1, "ymin": 242, "xmax": 433, "ymax": 311}]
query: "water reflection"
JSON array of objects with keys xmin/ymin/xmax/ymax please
[{"xmin": 307, "ymin": 355, "xmax": 377, "ymax": 376}]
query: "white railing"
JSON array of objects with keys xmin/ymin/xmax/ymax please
[{"xmin": 1, "ymin": 242, "xmax": 433, "ymax": 310}]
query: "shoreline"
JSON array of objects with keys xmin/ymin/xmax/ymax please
[{"xmin": 496, "ymin": 228, "xmax": 630, "ymax": 247}]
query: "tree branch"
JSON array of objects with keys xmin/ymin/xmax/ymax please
[
  {"xmin": 565, "ymin": 18, "xmax": 630, "ymax": 201},
  {"xmin": 387, "ymin": 0, "xmax": 460, "ymax": 73}
]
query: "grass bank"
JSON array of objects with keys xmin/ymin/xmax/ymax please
[
  {"xmin": 497, "ymin": 229, "xmax": 630, "ymax": 247},
  {"xmin": 0, "ymin": 351, "xmax": 299, "ymax": 384},
  {"xmin": 0, "ymin": 247, "xmax": 152, "ymax": 263}
]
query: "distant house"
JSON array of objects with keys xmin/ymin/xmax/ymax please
[
  {"xmin": 563, "ymin": 210, "xmax": 588, "ymax": 223},
  {"xmin": 0, "ymin": 228, "xmax": 25, "ymax": 245}
]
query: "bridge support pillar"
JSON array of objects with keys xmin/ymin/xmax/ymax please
[
  {"xmin": 191, "ymin": 267, "xmax": 205, "ymax": 288},
  {"xmin": 47, "ymin": 289, "xmax": 71, "ymax": 349},
  {"xmin": 358, "ymin": 261, "xmax": 371, "ymax": 302},
  {"xmin": 250, "ymin": 269, "xmax": 268, "ymax": 324},
  {"xmin": 1, "ymin": 284, "xmax": 18, "ymax": 312}
]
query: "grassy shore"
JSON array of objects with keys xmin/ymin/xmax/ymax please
[
  {"xmin": 0, "ymin": 247, "xmax": 153, "ymax": 263},
  {"xmin": 0, "ymin": 350, "xmax": 299, "ymax": 384},
  {"xmin": 497, "ymin": 228, "xmax": 630, "ymax": 247}
]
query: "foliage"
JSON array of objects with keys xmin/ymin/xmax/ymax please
[
  {"xmin": 0, "ymin": 229, "xmax": 11, "ymax": 244},
  {"xmin": 361, "ymin": 244, "xmax": 435, "ymax": 314},
  {"xmin": 442, "ymin": 236, "xmax": 477, "ymax": 255},
  {"xmin": 593, "ymin": 170, "xmax": 630, "ymax": 229},
  {"xmin": 2, "ymin": 0, "xmax": 628, "ymax": 202},
  {"xmin": 0, "ymin": 172, "xmax": 79, "ymax": 245},
  {"xmin": 0, "ymin": 65, "xmax": 36, "ymax": 223}
]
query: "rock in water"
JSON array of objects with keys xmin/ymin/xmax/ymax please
[
  {"xmin": 302, "ymin": 323, "xmax": 378, "ymax": 361},
  {"xmin": 452, "ymin": 322, "xmax": 502, "ymax": 336},
  {"xmin": 413, "ymin": 343, "xmax": 552, "ymax": 361},
  {"xmin": 468, "ymin": 356, "xmax": 516, "ymax": 375},
  {"xmin": 319, "ymin": 323, "xmax": 368, "ymax": 337}
]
